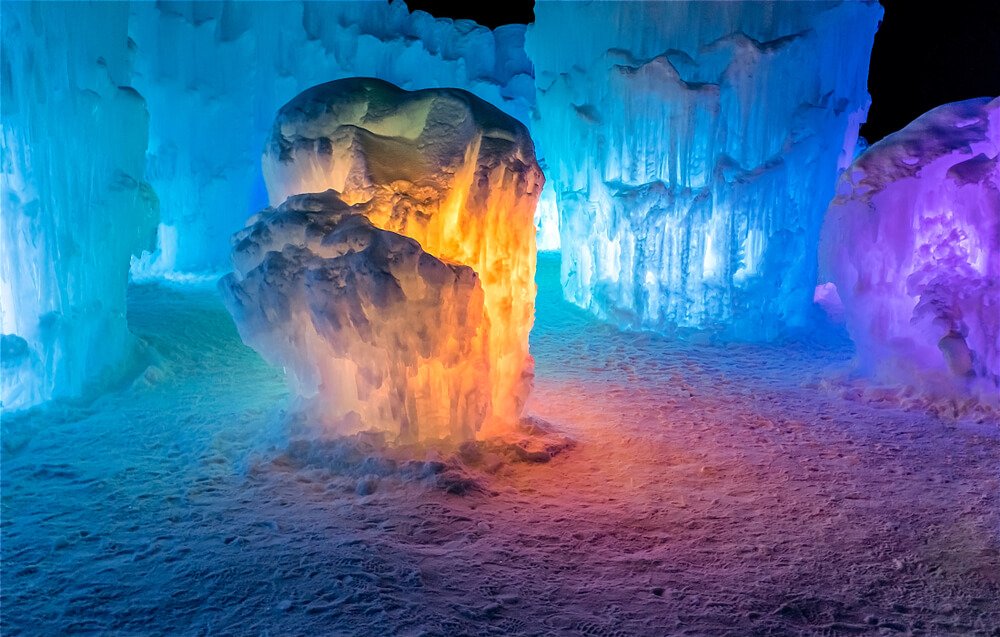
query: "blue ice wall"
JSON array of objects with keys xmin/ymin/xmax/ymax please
[
  {"xmin": 1, "ymin": 2, "xmax": 157, "ymax": 411},
  {"xmin": 127, "ymin": 0, "xmax": 535, "ymax": 275},
  {"xmin": 528, "ymin": 1, "xmax": 882, "ymax": 339}
]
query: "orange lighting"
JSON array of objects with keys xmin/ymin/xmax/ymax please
[{"xmin": 263, "ymin": 79, "xmax": 543, "ymax": 438}]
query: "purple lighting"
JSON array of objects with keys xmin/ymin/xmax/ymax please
[{"xmin": 821, "ymin": 97, "xmax": 999, "ymax": 403}]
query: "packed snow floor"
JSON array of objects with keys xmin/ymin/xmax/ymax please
[{"xmin": 3, "ymin": 254, "xmax": 999, "ymax": 636}]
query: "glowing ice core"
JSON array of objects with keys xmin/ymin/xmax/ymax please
[
  {"xmin": 244, "ymin": 78, "xmax": 542, "ymax": 437},
  {"xmin": 220, "ymin": 191, "xmax": 491, "ymax": 441}
]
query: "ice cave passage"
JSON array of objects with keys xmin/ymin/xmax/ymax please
[{"xmin": 2, "ymin": 256, "xmax": 998, "ymax": 635}]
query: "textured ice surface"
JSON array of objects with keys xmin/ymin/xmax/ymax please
[
  {"xmin": 821, "ymin": 97, "xmax": 1000, "ymax": 401},
  {"xmin": 0, "ymin": 2, "xmax": 157, "ymax": 411},
  {"xmin": 127, "ymin": 0, "xmax": 534, "ymax": 274},
  {"xmin": 527, "ymin": 0, "xmax": 881, "ymax": 338},
  {"xmin": 263, "ymin": 78, "xmax": 543, "ymax": 433},
  {"xmin": 219, "ymin": 191, "xmax": 490, "ymax": 441}
]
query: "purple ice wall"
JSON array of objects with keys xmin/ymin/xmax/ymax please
[{"xmin": 820, "ymin": 97, "xmax": 999, "ymax": 401}]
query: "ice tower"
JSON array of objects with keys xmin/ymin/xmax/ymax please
[
  {"xmin": 1, "ymin": 2, "xmax": 157, "ymax": 411},
  {"xmin": 527, "ymin": 0, "xmax": 882, "ymax": 338}
]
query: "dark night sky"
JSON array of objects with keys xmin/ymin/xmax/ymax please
[
  {"xmin": 861, "ymin": 0, "xmax": 1000, "ymax": 142},
  {"xmin": 404, "ymin": 0, "xmax": 1000, "ymax": 143}
]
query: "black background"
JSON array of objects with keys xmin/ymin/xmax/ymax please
[
  {"xmin": 861, "ymin": 0, "xmax": 1000, "ymax": 142},
  {"xmin": 403, "ymin": 0, "xmax": 1000, "ymax": 142}
]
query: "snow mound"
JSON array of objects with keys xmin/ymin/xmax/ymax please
[
  {"xmin": 220, "ymin": 191, "xmax": 491, "ymax": 442},
  {"xmin": 271, "ymin": 416, "xmax": 574, "ymax": 496},
  {"xmin": 820, "ymin": 97, "xmax": 1000, "ymax": 403},
  {"xmin": 263, "ymin": 78, "xmax": 543, "ymax": 434}
]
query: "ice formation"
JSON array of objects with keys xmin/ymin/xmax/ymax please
[
  {"xmin": 527, "ymin": 1, "xmax": 882, "ymax": 338},
  {"xmin": 820, "ymin": 97, "xmax": 1000, "ymax": 399},
  {"xmin": 1, "ymin": 3, "xmax": 157, "ymax": 411},
  {"xmin": 220, "ymin": 191, "xmax": 490, "ymax": 441},
  {"xmin": 127, "ymin": 1, "xmax": 534, "ymax": 274},
  {"xmin": 228, "ymin": 78, "xmax": 541, "ymax": 437}
]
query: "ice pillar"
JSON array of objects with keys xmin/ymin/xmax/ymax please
[
  {"xmin": 227, "ymin": 78, "xmax": 542, "ymax": 438},
  {"xmin": 1, "ymin": 2, "xmax": 157, "ymax": 411},
  {"xmin": 527, "ymin": 0, "xmax": 882, "ymax": 338}
]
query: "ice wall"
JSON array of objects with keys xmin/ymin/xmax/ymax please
[
  {"xmin": 262, "ymin": 78, "xmax": 543, "ymax": 434},
  {"xmin": 527, "ymin": 1, "xmax": 882, "ymax": 338},
  {"xmin": 820, "ymin": 98, "xmax": 1000, "ymax": 399},
  {"xmin": 220, "ymin": 191, "xmax": 490, "ymax": 441},
  {"xmin": 1, "ymin": 2, "xmax": 157, "ymax": 412},
  {"xmin": 127, "ymin": 0, "xmax": 534, "ymax": 275}
]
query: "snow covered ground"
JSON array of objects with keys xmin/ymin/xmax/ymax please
[{"xmin": 2, "ymin": 254, "xmax": 998, "ymax": 636}]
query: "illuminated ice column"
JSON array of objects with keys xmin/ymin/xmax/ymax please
[
  {"xmin": 820, "ymin": 98, "xmax": 1000, "ymax": 399},
  {"xmin": 527, "ymin": 1, "xmax": 882, "ymax": 338},
  {"xmin": 263, "ymin": 78, "xmax": 544, "ymax": 434},
  {"xmin": 220, "ymin": 191, "xmax": 491, "ymax": 441},
  {"xmin": 1, "ymin": 3, "xmax": 157, "ymax": 411}
]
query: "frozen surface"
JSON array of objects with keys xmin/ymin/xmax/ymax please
[
  {"xmin": 263, "ymin": 78, "xmax": 543, "ymax": 432},
  {"xmin": 527, "ymin": 1, "xmax": 881, "ymax": 338},
  {"xmin": 3, "ymin": 256, "xmax": 999, "ymax": 635},
  {"xmin": 220, "ymin": 191, "xmax": 490, "ymax": 441},
  {"xmin": 821, "ymin": 98, "xmax": 1000, "ymax": 402},
  {"xmin": 0, "ymin": 2, "xmax": 157, "ymax": 412},
  {"xmin": 127, "ymin": 0, "xmax": 534, "ymax": 274}
]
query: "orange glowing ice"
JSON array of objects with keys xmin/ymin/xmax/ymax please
[
  {"xmin": 221, "ymin": 191, "xmax": 493, "ymax": 441},
  {"xmin": 261, "ymin": 78, "xmax": 543, "ymax": 438}
]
